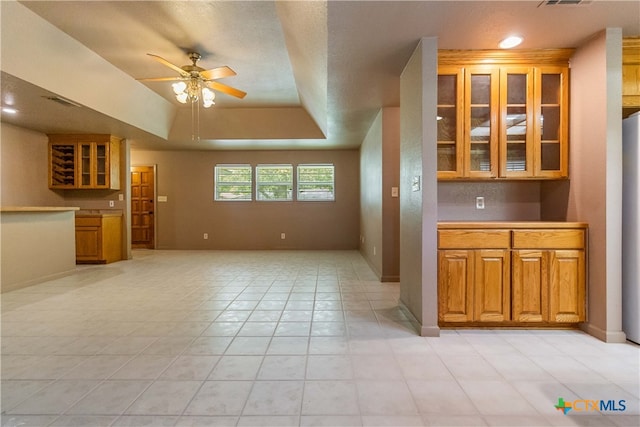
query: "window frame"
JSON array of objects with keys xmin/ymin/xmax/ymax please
[
  {"xmin": 296, "ymin": 163, "xmax": 335, "ymax": 201},
  {"xmin": 214, "ymin": 164, "xmax": 253, "ymax": 201},
  {"xmin": 255, "ymin": 164, "xmax": 294, "ymax": 202}
]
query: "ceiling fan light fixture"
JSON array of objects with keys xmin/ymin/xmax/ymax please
[
  {"xmin": 202, "ymin": 87, "xmax": 215, "ymax": 108},
  {"xmin": 499, "ymin": 35, "xmax": 523, "ymax": 49},
  {"xmin": 172, "ymin": 81, "xmax": 187, "ymax": 95},
  {"xmin": 176, "ymin": 92, "xmax": 189, "ymax": 104}
]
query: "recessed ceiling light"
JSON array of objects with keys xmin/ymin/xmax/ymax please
[
  {"xmin": 499, "ymin": 36, "xmax": 523, "ymax": 49},
  {"xmin": 2, "ymin": 107, "xmax": 17, "ymax": 114}
]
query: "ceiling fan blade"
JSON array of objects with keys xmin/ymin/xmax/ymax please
[
  {"xmin": 200, "ymin": 66, "xmax": 236, "ymax": 80},
  {"xmin": 208, "ymin": 81, "xmax": 247, "ymax": 99},
  {"xmin": 147, "ymin": 53, "xmax": 188, "ymax": 77},
  {"xmin": 137, "ymin": 77, "xmax": 183, "ymax": 82}
]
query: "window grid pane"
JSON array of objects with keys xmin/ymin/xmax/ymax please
[
  {"xmin": 256, "ymin": 165, "xmax": 293, "ymax": 201},
  {"xmin": 297, "ymin": 164, "xmax": 335, "ymax": 201},
  {"xmin": 215, "ymin": 165, "xmax": 252, "ymax": 201}
]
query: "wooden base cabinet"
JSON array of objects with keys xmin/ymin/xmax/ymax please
[
  {"xmin": 438, "ymin": 250, "xmax": 474, "ymax": 323},
  {"xmin": 549, "ymin": 249, "xmax": 585, "ymax": 323},
  {"xmin": 438, "ymin": 229, "xmax": 511, "ymax": 323},
  {"xmin": 474, "ymin": 249, "xmax": 511, "ymax": 322},
  {"xmin": 75, "ymin": 214, "xmax": 122, "ymax": 264},
  {"xmin": 512, "ymin": 250, "xmax": 548, "ymax": 322},
  {"xmin": 438, "ymin": 223, "xmax": 587, "ymax": 327}
]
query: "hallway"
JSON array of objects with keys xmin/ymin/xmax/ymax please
[{"xmin": 1, "ymin": 250, "xmax": 638, "ymax": 426}]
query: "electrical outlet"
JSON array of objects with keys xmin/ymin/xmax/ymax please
[
  {"xmin": 476, "ymin": 196, "xmax": 485, "ymax": 209},
  {"xmin": 203, "ymin": 233, "xmax": 208, "ymax": 240},
  {"xmin": 281, "ymin": 233, "xmax": 286, "ymax": 240},
  {"xmin": 109, "ymin": 200, "xmax": 115, "ymax": 208}
]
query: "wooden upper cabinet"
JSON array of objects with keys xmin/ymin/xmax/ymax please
[
  {"xmin": 49, "ymin": 134, "xmax": 121, "ymax": 190},
  {"xmin": 437, "ymin": 49, "xmax": 572, "ymax": 180}
]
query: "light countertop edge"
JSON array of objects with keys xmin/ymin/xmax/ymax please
[
  {"xmin": 438, "ymin": 221, "xmax": 589, "ymax": 229},
  {"xmin": 1, "ymin": 206, "xmax": 80, "ymax": 212}
]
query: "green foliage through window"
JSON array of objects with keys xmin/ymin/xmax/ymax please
[
  {"xmin": 256, "ymin": 165, "xmax": 293, "ymax": 201},
  {"xmin": 214, "ymin": 165, "xmax": 252, "ymax": 200},
  {"xmin": 297, "ymin": 164, "xmax": 335, "ymax": 201}
]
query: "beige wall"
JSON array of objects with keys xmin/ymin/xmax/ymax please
[
  {"xmin": 360, "ymin": 110, "xmax": 384, "ymax": 276},
  {"xmin": 566, "ymin": 29, "xmax": 625, "ymax": 342},
  {"xmin": 438, "ymin": 181, "xmax": 542, "ymax": 221},
  {"xmin": 1, "ymin": 209, "xmax": 77, "ymax": 292},
  {"xmin": 381, "ymin": 108, "xmax": 400, "ymax": 282},
  {"xmin": 131, "ymin": 149, "xmax": 360, "ymax": 250},
  {"xmin": 359, "ymin": 107, "xmax": 400, "ymax": 281},
  {"xmin": 1, "ymin": 123, "xmax": 65, "ymax": 207},
  {"xmin": 399, "ymin": 37, "xmax": 439, "ymax": 337}
]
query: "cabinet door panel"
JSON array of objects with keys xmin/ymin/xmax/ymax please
[
  {"xmin": 76, "ymin": 227, "xmax": 101, "ymax": 259},
  {"xmin": 549, "ymin": 250, "xmax": 585, "ymax": 322},
  {"xmin": 78, "ymin": 142, "xmax": 94, "ymax": 188},
  {"xmin": 500, "ymin": 67, "xmax": 534, "ymax": 178},
  {"xmin": 438, "ymin": 250, "xmax": 473, "ymax": 322},
  {"xmin": 474, "ymin": 249, "xmax": 510, "ymax": 322},
  {"xmin": 512, "ymin": 250, "xmax": 548, "ymax": 322},
  {"xmin": 534, "ymin": 67, "xmax": 569, "ymax": 178},
  {"xmin": 437, "ymin": 67, "xmax": 465, "ymax": 178},
  {"xmin": 466, "ymin": 67, "xmax": 499, "ymax": 178}
]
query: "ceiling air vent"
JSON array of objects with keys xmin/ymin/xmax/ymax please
[{"xmin": 43, "ymin": 96, "xmax": 82, "ymax": 108}]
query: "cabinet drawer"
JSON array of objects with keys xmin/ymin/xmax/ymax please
[
  {"xmin": 438, "ymin": 230, "xmax": 510, "ymax": 249},
  {"xmin": 75, "ymin": 217, "xmax": 102, "ymax": 227},
  {"xmin": 512, "ymin": 229, "xmax": 584, "ymax": 249}
]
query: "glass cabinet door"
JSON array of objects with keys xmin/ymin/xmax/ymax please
[
  {"xmin": 77, "ymin": 141, "xmax": 111, "ymax": 188},
  {"xmin": 437, "ymin": 67, "xmax": 464, "ymax": 178},
  {"xmin": 79, "ymin": 142, "xmax": 93, "ymax": 187},
  {"xmin": 95, "ymin": 143, "xmax": 108, "ymax": 187},
  {"xmin": 535, "ymin": 67, "xmax": 568, "ymax": 178},
  {"xmin": 465, "ymin": 67, "xmax": 499, "ymax": 178},
  {"xmin": 500, "ymin": 67, "xmax": 534, "ymax": 178}
]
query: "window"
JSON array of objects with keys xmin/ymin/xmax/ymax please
[
  {"xmin": 256, "ymin": 164, "xmax": 293, "ymax": 201},
  {"xmin": 214, "ymin": 164, "xmax": 252, "ymax": 201},
  {"xmin": 297, "ymin": 164, "xmax": 335, "ymax": 201}
]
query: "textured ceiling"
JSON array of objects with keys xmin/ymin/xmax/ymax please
[{"xmin": 1, "ymin": 0, "xmax": 639, "ymax": 151}]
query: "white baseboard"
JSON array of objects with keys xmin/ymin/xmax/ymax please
[{"xmin": 580, "ymin": 322, "xmax": 627, "ymax": 343}]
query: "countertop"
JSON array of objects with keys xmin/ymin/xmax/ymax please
[
  {"xmin": 1, "ymin": 206, "xmax": 80, "ymax": 212},
  {"xmin": 76, "ymin": 210, "xmax": 123, "ymax": 217},
  {"xmin": 438, "ymin": 221, "xmax": 588, "ymax": 229}
]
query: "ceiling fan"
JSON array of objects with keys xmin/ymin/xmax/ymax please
[{"xmin": 138, "ymin": 52, "xmax": 246, "ymax": 107}]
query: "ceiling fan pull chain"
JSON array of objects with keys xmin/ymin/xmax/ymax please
[{"xmin": 191, "ymin": 100, "xmax": 196, "ymax": 142}]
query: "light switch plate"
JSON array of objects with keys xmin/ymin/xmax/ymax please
[
  {"xmin": 476, "ymin": 196, "xmax": 485, "ymax": 209},
  {"xmin": 157, "ymin": 195, "xmax": 168, "ymax": 202}
]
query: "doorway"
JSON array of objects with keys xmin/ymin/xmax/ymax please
[{"xmin": 131, "ymin": 166, "xmax": 155, "ymax": 249}]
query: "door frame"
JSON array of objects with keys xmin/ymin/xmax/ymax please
[{"xmin": 130, "ymin": 164, "xmax": 157, "ymax": 249}]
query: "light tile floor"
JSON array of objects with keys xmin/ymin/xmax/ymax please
[{"xmin": 1, "ymin": 250, "xmax": 638, "ymax": 427}]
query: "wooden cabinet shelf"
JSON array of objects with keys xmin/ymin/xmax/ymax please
[
  {"xmin": 49, "ymin": 134, "xmax": 121, "ymax": 190},
  {"xmin": 437, "ymin": 222, "xmax": 587, "ymax": 328},
  {"xmin": 438, "ymin": 49, "xmax": 572, "ymax": 180}
]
